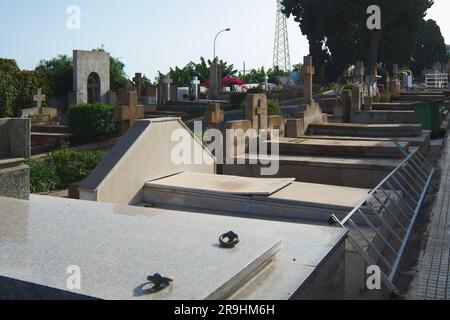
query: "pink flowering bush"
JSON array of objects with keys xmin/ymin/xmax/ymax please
[{"xmin": 222, "ymin": 76, "xmax": 246, "ymax": 88}]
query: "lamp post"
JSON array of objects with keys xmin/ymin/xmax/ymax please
[{"xmin": 213, "ymin": 28, "xmax": 231, "ymax": 60}]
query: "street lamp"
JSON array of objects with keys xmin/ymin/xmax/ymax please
[{"xmin": 213, "ymin": 28, "xmax": 231, "ymax": 60}]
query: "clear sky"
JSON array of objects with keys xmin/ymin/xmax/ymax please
[{"xmin": 0, "ymin": 0, "xmax": 449, "ymax": 81}]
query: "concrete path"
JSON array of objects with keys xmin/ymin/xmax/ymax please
[{"xmin": 416, "ymin": 133, "xmax": 450, "ymax": 300}]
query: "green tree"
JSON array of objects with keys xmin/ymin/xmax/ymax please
[
  {"xmin": 93, "ymin": 48, "xmax": 130, "ymax": 92},
  {"xmin": 35, "ymin": 54, "xmax": 73, "ymax": 98},
  {"xmin": 0, "ymin": 58, "xmax": 20, "ymax": 117},
  {"xmin": 282, "ymin": 0, "xmax": 433, "ymax": 81},
  {"xmin": 411, "ymin": 19, "xmax": 449, "ymax": 74},
  {"xmin": 162, "ymin": 57, "xmax": 238, "ymax": 87}
]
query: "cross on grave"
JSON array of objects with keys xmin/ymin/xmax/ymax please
[
  {"xmin": 205, "ymin": 103, "xmax": 224, "ymax": 129},
  {"xmin": 302, "ymin": 56, "xmax": 315, "ymax": 105},
  {"xmin": 354, "ymin": 61, "xmax": 365, "ymax": 84},
  {"xmin": 33, "ymin": 88, "xmax": 46, "ymax": 110},
  {"xmin": 191, "ymin": 76, "xmax": 201, "ymax": 100},
  {"xmin": 114, "ymin": 91, "xmax": 145, "ymax": 134},
  {"xmin": 393, "ymin": 64, "xmax": 399, "ymax": 79},
  {"xmin": 163, "ymin": 74, "xmax": 173, "ymax": 102},
  {"xmin": 246, "ymin": 94, "xmax": 268, "ymax": 131},
  {"xmin": 133, "ymin": 73, "xmax": 143, "ymax": 98}
]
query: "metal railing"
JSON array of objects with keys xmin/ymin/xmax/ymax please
[
  {"xmin": 425, "ymin": 73, "xmax": 448, "ymax": 89},
  {"xmin": 329, "ymin": 143, "xmax": 436, "ymax": 295}
]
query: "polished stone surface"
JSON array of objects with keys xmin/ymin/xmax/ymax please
[
  {"xmin": 0, "ymin": 165, "xmax": 29, "ymax": 200},
  {"xmin": 0, "ymin": 195, "xmax": 347, "ymax": 300}
]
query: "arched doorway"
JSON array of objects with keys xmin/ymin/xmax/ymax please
[{"xmin": 87, "ymin": 72, "xmax": 101, "ymax": 103}]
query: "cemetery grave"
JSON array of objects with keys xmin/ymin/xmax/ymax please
[{"xmin": 0, "ymin": 195, "xmax": 347, "ymax": 300}]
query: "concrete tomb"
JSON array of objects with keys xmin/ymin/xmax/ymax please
[
  {"xmin": 0, "ymin": 118, "xmax": 30, "ymax": 200},
  {"xmin": 72, "ymin": 50, "xmax": 111, "ymax": 105},
  {"xmin": 78, "ymin": 117, "xmax": 370, "ymax": 220},
  {"xmin": 0, "ymin": 195, "xmax": 347, "ymax": 300}
]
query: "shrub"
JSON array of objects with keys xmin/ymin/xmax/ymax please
[
  {"xmin": 26, "ymin": 146, "xmax": 106, "ymax": 193},
  {"xmin": 268, "ymin": 99, "xmax": 282, "ymax": 116},
  {"xmin": 68, "ymin": 103, "xmax": 119, "ymax": 143},
  {"xmin": 229, "ymin": 92, "xmax": 247, "ymax": 107},
  {"xmin": 246, "ymin": 87, "xmax": 264, "ymax": 94},
  {"xmin": 222, "ymin": 76, "xmax": 246, "ymax": 88},
  {"xmin": 26, "ymin": 159, "xmax": 59, "ymax": 193}
]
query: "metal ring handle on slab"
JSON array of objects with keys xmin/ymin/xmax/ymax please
[
  {"xmin": 146, "ymin": 273, "xmax": 173, "ymax": 292},
  {"xmin": 219, "ymin": 231, "xmax": 240, "ymax": 248}
]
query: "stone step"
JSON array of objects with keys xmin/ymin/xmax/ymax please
[
  {"xmin": 308, "ymin": 123, "xmax": 423, "ymax": 137},
  {"xmin": 31, "ymin": 124, "xmax": 71, "ymax": 134},
  {"xmin": 274, "ymin": 138, "xmax": 409, "ymax": 158}
]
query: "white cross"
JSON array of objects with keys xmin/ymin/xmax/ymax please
[
  {"xmin": 191, "ymin": 76, "xmax": 201, "ymax": 100},
  {"xmin": 163, "ymin": 74, "xmax": 172, "ymax": 101},
  {"xmin": 33, "ymin": 88, "xmax": 46, "ymax": 109}
]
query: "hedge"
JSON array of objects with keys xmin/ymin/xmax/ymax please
[
  {"xmin": 68, "ymin": 103, "xmax": 120, "ymax": 143},
  {"xmin": 27, "ymin": 146, "xmax": 106, "ymax": 193}
]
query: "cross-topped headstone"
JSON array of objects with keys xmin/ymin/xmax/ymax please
[
  {"xmin": 191, "ymin": 76, "xmax": 201, "ymax": 100},
  {"xmin": 163, "ymin": 74, "xmax": 173, "ymax": 102},
  {"xmin": 33, "ymin": 89, "xmax": 46, "ymax": 110},
  {"xmin": 393, "ymin": 64, "xmax": 399, "ymax": 79},
  {"xmin": 245, "ymin": 94, "xmax": 268, "ymax": 131},
  {"xmin": 302, "ymin": 56, "xmax": 315, "ymax": 106},
  {"xmin": 133, "ymin": 73, "xmax": 143, "ymax": 98},
  {"xmin": 351, "ymin": 84, "xmax": 363, "ymax": 116},
  {"xmin": 354, "ymin": 61, "xmax": 365, "ymax": 84},
  {"xmin": 205, "ymin": 103, "xmax": 224, "ymax": 129},
  {"xmin": 114, "ymin": 91, "xmax": 145, "ymax": 134}
]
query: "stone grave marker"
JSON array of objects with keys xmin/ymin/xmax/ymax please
[
  {"xmin": 209, "ymin": 62, "xmax": 222, "ymax": 93},
  {"xmin": 205, "ymin": 103, "xmax": 224, "ymax": 129},
  {"xmin": 163, "ymin": 74, "xmax": 173, "ymax": 102},
  {"xmin": 20, "ymin": 89, "xmax": 58, "ymax": 124},
  {"xmin": 114, "ymin": 91, "xmax": 145, "ymax": 134},
  {"xmin": 190, "ymin": 76, "xmax": 201, "ymax": 100},
  {"xmin": 354, "ymin": 61, "xmax": 365, "ymax": 84},
  {"xmin": 133, "ymin": 73, "xmax": 143, "ymax": 98},
  {"xmin": 245, "ymin": 94, "xmax": 268, "ymax": 131},
  {"xmin": 302, "ymin": 56, "xmax": 315, "ymax": 106}
]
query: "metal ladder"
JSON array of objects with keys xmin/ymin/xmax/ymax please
[{"xmin": 329, "ymin": 143, "xmax": 436, "ymax": 295}]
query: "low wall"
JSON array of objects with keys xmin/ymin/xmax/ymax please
[
  {"xmin": 352, "ymin": 110, "xmax": 416, "ymax": 124},
  {"xmin": 0, "ymin": 118, "xmax": 31, "ymax": 158},
  {"xmin": 79, "ymin": 118, "xmax": 215, "ymax": 205}
]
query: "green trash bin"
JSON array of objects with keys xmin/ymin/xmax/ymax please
[{"xmin": 412, "ymin": 101, "xmax": 442, "ymax": 137}]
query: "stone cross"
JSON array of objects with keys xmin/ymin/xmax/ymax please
[
  {"xmin": 245, "ymin": 94, "xmax": 268, "ymax": 131},
  {"xmin": 163, "ymin": 74, "xmax": 173, "ymax": 101},
  {"xmin": 384, "ymin": 73, "xmax": 390, "ymax": 95},
  {"xmin": 393, "ymin": 64, "xmax": 399, "ymax": 79},
  {"xmin": 264, "ymin": 76, "xmax": 269, "ymax": 90},
  {"xmin": 351, "ymin": 84, "xmax": 363, "ymax": 115},
  {"xmin": 205, "ymin": 103, "xmax": 224, "ymax": 129},
  {"xmin": 209, "ymin": 63, "xmax": 222, "ymax": 92},
  {"xmin": 33, "ymin": 88, "xmax": 46, "ymax": 110},
  {"xmin": 302, "ymin": 56, "xmax": 315, "ymax": 106},
  {"xmin": 114, "ymin": 91, "xmax": 145, "ymax": 134},
  {"xmin": 354, "ymin": 61, "xmax": 365, "ymax": 84},
  {"xmin": 133, "ymin": 73, "xmax": 143, "ymax": 98},
  {"xmin": 191, "ymin": 76, "xmax": 201, "ymax": 100}
]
